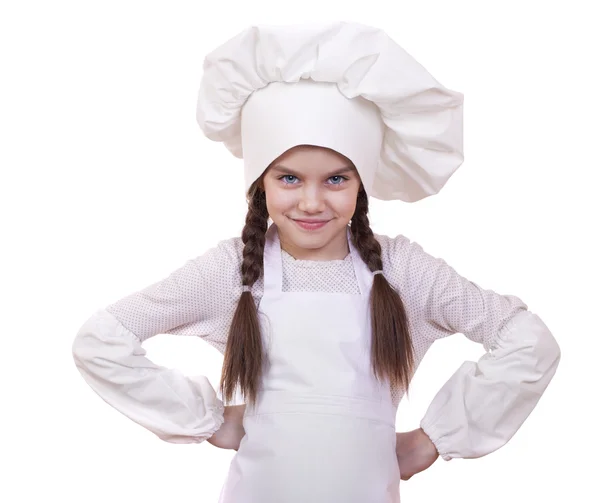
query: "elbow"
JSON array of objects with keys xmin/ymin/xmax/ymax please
[
  {"xmin": 71, "ymin": 309, "xmax": 115, "ymax": 368},
  {"xmin": 528, "ymin": 313, "xmax": 561, "ymax": 386},
  {"xmin": 536, "ymin": 318, "xmax": 561, "ymax": 370},
  {"xmin": 72, "ymin": 330, "xmax": 90, "ymax": 370},
  {"xmin": 502, "ymin": 310, "xmax": 561, "ymax": 385},
  {"xmin": 546, "ymin": 331, "xmax": 561, "ymax": 371},
  {"xmin": 516, "ymin": 310, "xmax": 561, "ymax": 368},
  {"xmin": 71, "ymin": 312, "xmax": 104, "ymax": 369}
]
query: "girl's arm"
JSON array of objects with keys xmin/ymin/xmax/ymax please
[
  {"xmin": 419, "ymin": 308, "xmax": 560, "ymax": 460},
  {"xmin": 381, "ymin": 234, "xmax": 561, "ymax": 461},
  {"xmin": 72, "ymin": 239, "xmax": 242, "ymax": 444},
  {"xmin": 207, "ymin": 404, "xmax": 246, "ymax": 450}
]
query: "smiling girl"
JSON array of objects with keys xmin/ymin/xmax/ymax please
[
  {"xmin": 264, "ymin": 146, "xmax": 364, "ymax": 259},
  {"xmin": 72, "ymin": 22, "xmax": 560, "ymax": 503}
]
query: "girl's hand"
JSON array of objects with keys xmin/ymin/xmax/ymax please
[
  {"xmin": 395, "ymin": 428, "xmax": 439, "ymax": 480},
  {"xmin": 206, "ymin": 404, "xmax": 246, "ymax": 451}
]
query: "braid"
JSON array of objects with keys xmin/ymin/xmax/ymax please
[
  {"xmin": 222, "ymin": 181, "xmax": 414, "ymax": 405},
  {"xmin": 241, "ymin": 186, "xmax": 269, "ymax": 287},
  {"xmin": 350, "ymin": 187, "xmax": 415, "ymax": 395},
  {"xmin": 220, "ymin": 183, "xmax": 269, "ymax": 406},
  {"xmin": 350, "ymin": 187, "xmax": 383, "ymax": 272}
]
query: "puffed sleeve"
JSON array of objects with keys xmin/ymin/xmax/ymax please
[
  {"xmin": 380, "ymin": 234, "xmax": 561, "ymax": 461},
  {"xmin": 72, "ymin": 237, "xmax": 243, "ymax": 444},
  {"xmin": 419, "ymin": 309, "xmax": 560, "ymax": 460}
]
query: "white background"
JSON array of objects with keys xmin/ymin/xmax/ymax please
[{"xmin": 1, "ymin": 1, "xmax": 597, "ymax": 502}]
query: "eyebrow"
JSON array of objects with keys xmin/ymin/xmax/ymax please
[{"xmin": 270, "ymin": 165, "xmax": 355, "ymax": 177}]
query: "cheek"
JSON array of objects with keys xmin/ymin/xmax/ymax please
[
  {"xmin": 331, "ymin": 192, "xmax": 358, "ymax": 216},
  {"xmin": 265, "ymin": 189, "xmax": 293, "ymax": 213}
]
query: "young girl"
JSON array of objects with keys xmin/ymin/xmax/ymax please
[{"xmin": 72, "ymin": 22, "xmax": 561, "ymax": 503}]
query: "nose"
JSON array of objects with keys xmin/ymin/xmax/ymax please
[{"xmin": 297, "ymin": 186, "xmax": 326, "ymax": 213}]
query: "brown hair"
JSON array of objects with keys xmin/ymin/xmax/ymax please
[{"xmin": 219, "ymin": 175, "xmax": 414, "ymax": 407}]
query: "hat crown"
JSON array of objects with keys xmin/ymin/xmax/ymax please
[
  {"xmin": 241, "ymin": 79, "xmax": 384, "ymax": 197},
  {"xmin": 197, "ymin": 22, "xmax": 464, "ymax": 202}
]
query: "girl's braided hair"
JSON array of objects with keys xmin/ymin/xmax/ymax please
[{"xmin": 220, "ymin": 170, "xmax": 414, "ymax": 407}]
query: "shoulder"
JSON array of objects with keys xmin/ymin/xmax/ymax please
[
  {"xmin": 373, "ymin": 231, "xmax": 445, "ymax": 295},
  {"xmin": 373, "ymin": 231, "xmax": 423, "ymax": 265},
  {"xmin": 374, "ymin": 230, "xmax": 447, "ymax": 265},
  {"xmin": 190, "ymin": 235, "xmax": 244, "ymax": 286},
  {"xmin": 194, "ymin": 235, "xmax": 244, "ymax": 266},
  {"xmin": 102, "ymin": 235, "xmax": 246, "ymax": 340},
  {"xmin": 374, "ymin": 232, "xmax": 410, "ymax": 253}
]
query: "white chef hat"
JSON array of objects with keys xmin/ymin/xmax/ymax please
[{"xmin": 196, "ymin": 22, "xmax": 464, "ymax": 202}]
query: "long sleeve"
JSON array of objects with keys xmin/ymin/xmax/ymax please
[
  {"xmin": 419, "ymin": 309, "xmax": 560, "ymax": 460},
  {"xmin": 72, "ymin": 309, "xmax": 225, "ymax": 443},
  {"xmin": 379, "ymin": 234, "xmax": 561, "ymax": 461},
  {"xmin": 72, "ymin": 237, "xmax": 243, "ymax": 444}
]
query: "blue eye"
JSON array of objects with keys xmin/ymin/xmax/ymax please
[
  {"xmin": 281, "ymin": 175, "xmax": 298, "ymax": 184},
  {"xmin": 277, "ymin": 175, "xmax": 349, "ymax": 186}
]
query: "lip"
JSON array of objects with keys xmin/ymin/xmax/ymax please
[{"xmin": 291, "ymin": 218, "xmax": 330, "ymax": 231}]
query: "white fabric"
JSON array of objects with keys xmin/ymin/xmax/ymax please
[
  {"xmin": 420, "ymin": 309, "xmax": 560, "ymax": 460},
  {"xmin": 72, "ymin": 309, "xmax": 225, "ymax": 443},
  {"xmin": 218, "ymin": 223, "xmax": 400, "ymax": 501},
  {"xmin": 196, "ymin": 21, "xmax": 464, "ymax": 202},
  {"xmin": 72, "ymin": 228, "xmax": 560, "ymax": 461},
  {"xmin": 240, "ymin": 80, "xmax": 384, "ymax": 197}
]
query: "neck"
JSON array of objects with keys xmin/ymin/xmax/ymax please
[{"xmin": 277, "ymin": 227, "xmax": 350, "ymax": 261}]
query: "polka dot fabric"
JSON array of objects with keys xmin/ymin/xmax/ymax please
[
  {"xmin": 105, "ymin": 230, "xmax": 528, "ymax": 408},
  {"xmin": 281, "ymin": 249, "xmax": 360, "ymax": 294}
]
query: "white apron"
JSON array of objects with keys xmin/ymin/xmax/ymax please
[{"xmin": 218, "ymin": 223, "xmax": 401, "ymax": 503}]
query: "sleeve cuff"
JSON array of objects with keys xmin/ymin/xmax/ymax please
[{"xmin": 420, "ymin": 415, "xmax": 453, "ymax": 461}]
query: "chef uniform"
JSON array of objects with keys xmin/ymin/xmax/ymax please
[
  {"xmin": 217, "ymin": 223, "xmax": 400, "ymax": 502},
  {"xmin": 199, "ymin": 21, "xmax": 463, "ymax": 502},
  {"xmin": 72, "ymin": 21, "xmax": 561, "ymax": 503}
]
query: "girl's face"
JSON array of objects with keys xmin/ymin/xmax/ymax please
[{"xmin": 261, "ymin": 145, "xmax": 362, "ymax": 261}]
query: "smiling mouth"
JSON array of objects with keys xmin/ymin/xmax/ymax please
[{"xmin": 290, "ymin": 218, "xmax": 331, "ymax": 230}]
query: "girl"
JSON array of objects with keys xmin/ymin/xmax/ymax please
[{"xmin": 72, "ymin": 22, "xmax": 561, "ymax": 503}]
